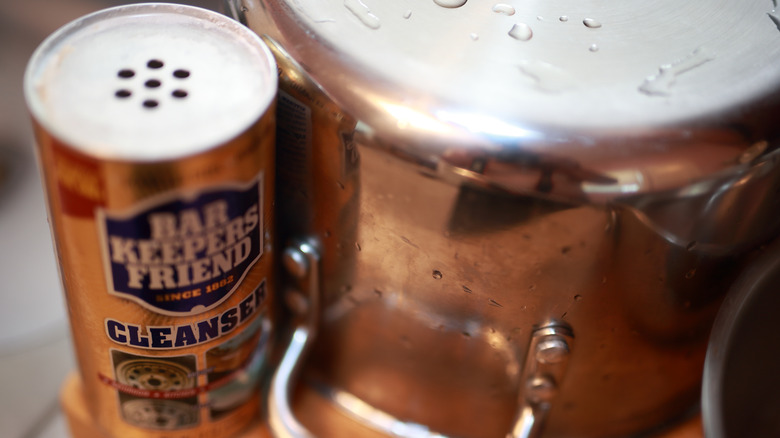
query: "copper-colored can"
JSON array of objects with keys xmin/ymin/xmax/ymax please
[{"xmin": 24, "ymin": 4, "xmax": 277, "ymax": 437}]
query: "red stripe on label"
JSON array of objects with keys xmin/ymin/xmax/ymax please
[
  {"xmin": 51, "ymin": 139, "xmax": 105, "ymax": 217},
  {"xmin": 98, "ymin": 354, "xmax": 254, "ymax": 399}
]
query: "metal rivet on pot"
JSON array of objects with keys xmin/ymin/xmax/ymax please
[
  {"xmin": 536, "ymin": 336, "xmax": 570, "ymax": 364},
  {"xmin": 525, "ymin": 375, "xmax": 557, "ymax": 405},
  {"xmin": 283, "ymin": 247, "xmax": 309, "ymax": 278}
]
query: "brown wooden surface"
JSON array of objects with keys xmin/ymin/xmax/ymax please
[{"xmin": 62, "ymin": 371, "xmax": 702, "ymax": 438}]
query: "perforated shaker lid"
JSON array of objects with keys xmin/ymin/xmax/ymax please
[{"xmin": 25, "ymin": 3, "xmax": 277, "ymax": 161}]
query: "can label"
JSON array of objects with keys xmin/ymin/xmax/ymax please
[
  {"xmin": 99, "ymin": 176, "xmax": 263, "ymax": 316},
  {"xmin": 99, "ymin": 312, "xmax": 268, "ymax": 430},
  {"xmin": 51, "ymin": 141, "xmax": 106, "ymax": 217},
  {"xmin": 104, "ymin": 280, "xmax": 267, "ymax": 350}
]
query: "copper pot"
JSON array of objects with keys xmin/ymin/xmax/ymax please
[{"xmin": 228, "ymin": 1, "xmax": 780, "ymax": 436}]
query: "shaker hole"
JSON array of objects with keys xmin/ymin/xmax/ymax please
[
  {"xmin": 147, "ymin": 59, "xmax": 164, "ymax": 69},
  {"xmin": 172, "ymin": 89, "xmax": 188, "ymax": 98},
  {"xmin": 173, "ymin": 69, "xmax": 190, "ymax": 78},
  {"xmin": 118, "ymin": 69, "xmax": 135, "ymax": 78},
  {"xmin": 145, "ymin": 79, "xmax": 161, "ymax": 88},
  {"xmin": 143, "ymin": 99, "xmax": 159, "ymax": 108},
  {"xmin": 115, "ymin": 89, "xmax": 132, "ymax": 98}
]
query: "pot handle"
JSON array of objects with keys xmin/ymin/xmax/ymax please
[
  {"xmin": 268, "ymin": 241, "xmax": 570, "ymax": 438},
  {"xmin": 509, "ymin": 321, "xmax": 575, "ymax": 438},
  {"xmin": 268, "ymin": 241, "xmax": 321, "ymax": 438}
]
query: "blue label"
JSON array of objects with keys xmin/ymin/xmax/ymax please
[{"xmin": 99, "ymin": 176, "xmax": 263, "ymax": 316}]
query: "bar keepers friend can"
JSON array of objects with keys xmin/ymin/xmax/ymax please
[{"xmin": 24, "ymin": 4, "xmax": 277, "ymax": 438}]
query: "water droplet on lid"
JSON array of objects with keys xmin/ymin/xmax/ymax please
[
  {"xmin": 434, "ymin": 0, "xmax": 467, "ymax": 8},
  {"xmin": 559, "ymin": 15, "xmax": 569, "ymax": 22},
  {"xmin": 403, "ymin": 9, "xmax": 412, "ymax": 19},
  {"xmin": 492, "ymin": 3, "xmax": 515, "ymax": 15},
  {"xmin": 639, "ymin": 47, "xmax": 715, "ymax": 96},
  {"xmin": 685, "ymin": 269, "xmax": 696, "ymax": 279},
  {"xmin": 508, "ymin": 23, "xmax": 533, "ymax": 41},
  {"xmin": 517, "ymin": 59, "xmax": 577, "ymax": 92},
  {"xmin": 583, "ymin": 18, "xmax": 602, "ymax": 28},
  {"xmin": 432, "ymin": 270, "xmax": 443, "ymax": 279},
  {"xmin": 345, "ymin": 0, "xmax": 381, "ymax": 29},
  {"xmin": 574, "ymin": 294, "xmax": 583, "ymax": 302},
  {"xmin": 489, "ymin": 299, "xmax": 503, "ymax": 308},
  {"xmin": 470, "ymin": 33, "xmax": 479, "ymax": 41},
  {"xmin": 686, "ymin": 241, "xmax": 697, "ymax": 251},
  {"xmin": 355, "ymin": 242, "xmax": 362, "ymax": 251},
  {"xmin": 589, "ymin": 44, "xmax": 599, "ymax": 52},
  {"xmin": 462, "ymin": 285, "xmax": 473, "ymax": 293},
  {"xmin": 770, "ymin": 11, "xmax": 780, "ymax": 31}
]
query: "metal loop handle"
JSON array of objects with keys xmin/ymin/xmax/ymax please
[
  {"xmin": 268, "ymin": 242, "xmax": 320, "ymax": 438},
  {"xmin": 269, "ymin": 326, "xmax": 315, "ymax": 438},
  {"xmin": 510, "ymin": 321, "xmax": 574, "ymax": 438},
  {"xmin": 268, "ymin": 241, "xmax": 568, "ymax": 438}
]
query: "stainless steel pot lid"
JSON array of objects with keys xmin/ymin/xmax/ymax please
[
  {"xmin": 702, "ymin": 239, "xmax": 780, "ymax": 438},
  {"xmin": 268, "ymin": 0, "xmax": 777, "ymax": 126},
  {"xmin": 245, "ymin": 0, "xmax": 780, "ymax": 198}
]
